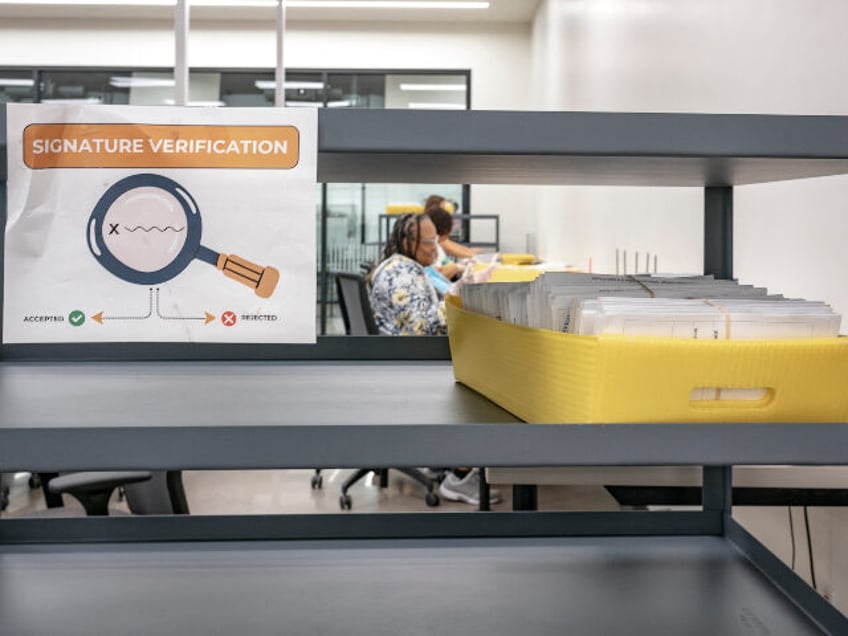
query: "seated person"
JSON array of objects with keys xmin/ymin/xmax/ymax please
[
  {"xmin": 424, "ymin": 194, "xmax": 455, "ymax": 213},
  {"xmin": 370, "ymin": 213, "xmax": 447, "ymax": 336},
  {"xmin": 370, "ymin": 213, "xmax": 501, "ymax": 505},
  {"xmin": 424, "ymin": 194, "xmax": 483, "ymax": 263},
  {"xmin": 424, "ymin": 206, "xmax": 464, "ymax": 286}
]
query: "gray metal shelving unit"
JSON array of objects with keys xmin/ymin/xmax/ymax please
[
  {"xmin": 0, "ymin": 361, "xmax": 846, "ymax": 635},
  {"xmin": 3, "ymin": 106, "xmax": 848, "ymax": 634}
]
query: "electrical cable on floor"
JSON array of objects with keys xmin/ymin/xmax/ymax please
[
  {"xmin": 788, "ymin": 506, "xmax": 796, "ymax": 570},
  {"xmin": 803, "ymin": 506, "xmax": 817, "ymax": 590}
]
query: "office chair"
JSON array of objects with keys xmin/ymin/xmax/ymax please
[
  {"xmin": 335, "ymin": 270, "xmax": 379, "ymax": 336},
  {"xmin": 321, "ymin": 271, "xmax": 440, "ymax": 509},
  {"xmin": 0, "ymin": 472, "xmax": 10, "ymax": 512},
  {"xmin": 47, "ymin": 470, "xmax": 189, "ymax": 515}
]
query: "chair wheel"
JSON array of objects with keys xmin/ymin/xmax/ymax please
[
  {"xmin": 340, "ymin": 494, "xmax": 352, "ymax": 510},
  {"xmin": 311, "ymin": 474, "xmax": 323, "ymax": 489},
  {"xmin": 425, "ymin": 492, "xmax": 440, "ymax": 507}
]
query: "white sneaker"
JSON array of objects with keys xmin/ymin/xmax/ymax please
[{"xmin": 438, "ymin": 470, "xmax": 502, "ymax": 505}]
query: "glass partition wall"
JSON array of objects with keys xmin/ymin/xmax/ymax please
[
  {"xmin": 0, "ymin": 66, "xmax": 472, "ymax": 334},
  {"xmin": 0, "ymin": 70, "xmax": 36, "ymax": 103}
]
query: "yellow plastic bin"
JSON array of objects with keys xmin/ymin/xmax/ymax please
[
  {"xmin": 386, "ymin": 203, "xmax": 424, "ymax": 215},
  {"xmin": 446, "ymin": 297, "xmax": 848, "ymax": 424},
  {"xmin": 473, "ymin": 265, "xmax": 545, "ymax": 283}
]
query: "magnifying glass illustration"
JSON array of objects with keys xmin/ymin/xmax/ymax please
[{"xmin": 87, "ymin": 174, "xmax": 279, "ymax": 299}]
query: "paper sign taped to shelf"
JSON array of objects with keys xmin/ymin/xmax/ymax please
[{"xmin": 3, "ymin": 104, "xmax": 318, "ymax": 344}]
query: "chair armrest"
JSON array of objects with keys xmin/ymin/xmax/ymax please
[{"xmin": 48, "ymin": 471, "xmax": 153, "ymax": 516}]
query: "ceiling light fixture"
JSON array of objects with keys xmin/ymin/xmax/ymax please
[
  {"xmin": 282, "ymin": 99, "xmax": 352, "ymax": 107},
  {"xmin": 109, "ymin": 76, "xmax": 175, "ymax": 88},
  {"xmin": 399, "ymin": 83, "xmax": 466, "ymax": 92},
  {"xmin": 254, "ymin": 80, "xmax": 325, "ymax": 91},
  {"xmin": 0, "ymin": 78, "xmax": 35, "ymax": 87},
  {"xmin": 0, "ymin": 0, "xmax": 490, "ymax": 8},
  {"xmin": 0, "ymin": 0, "xmax": 170, "ymax": 4},
  {"xmin": 283, "ymin": 1, "xmax": 490, "ymax": 7},
  {"xmin": 163, "ymin": 98, "xmax": 226, "ymax": 106},
  {"xmin": 41, "ymin": 97, "xmax": 104, "ymax": 104},
  {"xmin": 407, "ymin": 101, "xmax": 464, "ymax": 109}
]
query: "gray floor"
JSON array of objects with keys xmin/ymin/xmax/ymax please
[{"xmin": 1, "ymin": 469, "xmax": 622, "ymax": 517}]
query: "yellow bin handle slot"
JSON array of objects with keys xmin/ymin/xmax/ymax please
[{"xmin": 689, "ymin": 387, "xmax": 776, "ymax": 409}]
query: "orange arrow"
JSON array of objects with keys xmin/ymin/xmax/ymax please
[
  {"xmin": 205, "ymin": 312, "xmax": 215, "ymax": 325},
  {"xmin": 91, "ymin": 312, "xmax": 103, "ymax": 324}
]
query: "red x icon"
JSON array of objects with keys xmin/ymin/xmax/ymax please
[{"xmin": 221, "ymin": 311, "xmax": 237, "ymax": 327}]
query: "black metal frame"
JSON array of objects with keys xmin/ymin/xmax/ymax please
[
  {"xmin": 704, "ymin": 185, "xmax": 734, "ymax": 280},
  {"xmin": 0, "ymin": 337, "xmax": 450, "ymax": 361}
]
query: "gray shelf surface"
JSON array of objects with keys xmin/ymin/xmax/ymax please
[
  {"xmin": 2, "ymin": 360, "xmax": 848, "ymax": 472},
  {"xmin": 5, "ymin": 106, "xmax": 848, "ymax": 185},
  {"xmin": 0, "ymin": 535, "xmax": 829, "ymax": 636}
]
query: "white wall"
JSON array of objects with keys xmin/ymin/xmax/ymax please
[
  {"xmin": 530, "ymin": 0, "xmax": 848, "ymax": 324},
  {"xmin": 0, "ymin": 19, "xmax": 175, "ymax": 68},
  {"xmin": 735, "ymin": 506, "xmax": 848, "ymax": 615}
]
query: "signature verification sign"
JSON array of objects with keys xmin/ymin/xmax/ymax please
[{"xmin": 4, "ymin": 104, "xmax": 317, "ymax": 344}]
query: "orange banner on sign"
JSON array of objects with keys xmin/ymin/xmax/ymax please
[{"xmin": 23, "ymin": 123, "xmax": 300, "ymax": 169}]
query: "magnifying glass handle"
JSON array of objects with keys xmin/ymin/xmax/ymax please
[{"xmin": 216, "ymin": 253, "xmax": 280, "ymax": 299}]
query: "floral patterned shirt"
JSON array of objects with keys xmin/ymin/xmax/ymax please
[{"xmin": 370, "ymin": 254, "xmax": 447, "ymax": 336}]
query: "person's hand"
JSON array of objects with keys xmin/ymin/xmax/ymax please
[
  {"xmin": 447, "ymin": 254, "xmax": 499, "ymax": 296},
  {"xmin": 439, "ymin": 262, "xmax": 462, "ymax": 281},
  {"xmin": 469, "ymin": 254, "xmax": 499, "ymax": 283}
]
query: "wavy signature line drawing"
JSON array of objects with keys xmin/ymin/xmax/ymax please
[{"xmin": 123, "ymin": 225, "xmax": 186, "ymax": 233}]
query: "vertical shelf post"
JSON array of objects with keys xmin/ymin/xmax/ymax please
[
  {"xmin": 704, "ymin": 186, "xmax": 733, "ymax": 280},
  {"xmin": 174, "ymin": 0, "xmax": 189, "ymax": 107},
  {"xmin": 275, "ymin": 0, "xmax": 286, "ymax": 108},
  {"xmin": 702, "ymin": 466, "xmax": 733, "ymax": 534},
  {"xmin": 319, "ymin": 183, "xmax": 329, "ymax": 334}
]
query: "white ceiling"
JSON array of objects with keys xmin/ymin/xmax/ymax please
[{"xmin": 0, "ymin": 0, "xmax": 541, "ymax": 23}]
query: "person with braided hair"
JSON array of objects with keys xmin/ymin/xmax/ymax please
[
  {"xmin": 370, "ymin": 213, "xmax": 447, "ymax": 336},
  {"xmin": 370, "ymin": 212, "xmax": 502, "ymax": 505}
]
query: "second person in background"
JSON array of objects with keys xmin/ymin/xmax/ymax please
[{"xmin": 424, "ymin": 194, "xmax": 482, "ymax": 262}]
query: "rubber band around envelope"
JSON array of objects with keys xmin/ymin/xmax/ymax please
[
  {"xmin": 627, "ymin": 276, "xmax": 656, "ymax": 298},
  {"xmin": 702, "ymin": 299, "xmax": 732, "ymax": 339},
  {"xmin": 701, "ymin": 299, "xmax": 731, "ymax": 401}
]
